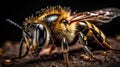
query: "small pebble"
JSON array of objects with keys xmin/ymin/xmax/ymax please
[
  {"xmin": 80, "ymin": 54, "xmax": 90, "ymax": 61},
  {"xmin": 3, "ymin": 59, "xmax": 13, "ymax": 65},
  {"xmin": 3, "ymin": 41, "xmax": 12, "ymax": 50},
  {"xmin": 116, "ymin": 35, "xmax": 120, "ymax": 42},
  {"xmin": 0, "ymin": 48, "xmax": 4, "ymax": 56},
  {"xmin": 50, "ymin": 64, "xmax": 58, "ymax": 67},
  {"xmin": 4, "ymin": 41, "xmax": 12, "ymax": 47},
  {"xmin": 72, "ymin": 56, "xmax": 78, "ymax": 61},
  {"xmin": 72, "ymin": 61, "xmax": 77, "ymax": 64},
  {"xmin": 102, "ymin": 51, "xmax": 107, "ymax": 56}
]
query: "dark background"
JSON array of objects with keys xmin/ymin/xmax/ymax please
[{"xmin": 0, "ymin": 0, "xmax": 120, "ymax": 45}]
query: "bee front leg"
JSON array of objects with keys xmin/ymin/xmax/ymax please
[
  {"xmin": 79, "ymin": 32, "xmax": 101, "ymax": 62},
  {"xmin": 11, "ymin": 34, "xmax": 30, "ymax": 60},
  {"xmin": 61, "ymin": 38, "xmax": 70, "ymax": 67},
  {"xmin": 18, "ymin": 32, "xmax": 30, "ymax": 58},
  {"xmin": 19, "ymin": 38, "xmax": 24, "ymax": 58}
]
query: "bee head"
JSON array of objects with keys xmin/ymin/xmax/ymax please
[{"xmin": 6, "ymin": 19, "xmax": 48, "ymax": 56}]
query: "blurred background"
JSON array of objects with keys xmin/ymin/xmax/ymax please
[{"xmin": 0, "ymin": 0, "xmax": 120, "ymax": 46}]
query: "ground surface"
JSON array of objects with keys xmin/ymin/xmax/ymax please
[{"xmin": 0, "ymin": 37, "xmax": 120, "ymax": 67}]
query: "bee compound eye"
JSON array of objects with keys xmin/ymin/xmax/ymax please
[
  {"xmin": 31, "ymin": 24, "xmax": 47, "ymax": 55},
  {"xmin": 35, "ymin": 24, "xmax": 47, "ymax": 47},
  {"xmin": 30, "ymin": 24, "xmax": 47, "ymax": 56}
]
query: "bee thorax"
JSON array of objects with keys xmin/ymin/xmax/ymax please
[{"xmin": 49, "ymin": 26, "xmax": 76, "ymax": 45}]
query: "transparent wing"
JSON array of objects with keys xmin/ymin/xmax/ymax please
[{"xmin": 67, "ymin": 8, "xmax": 120, "ymax": 24}]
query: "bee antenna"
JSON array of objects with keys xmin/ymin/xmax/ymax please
[
  {"xmin": 6, "ymin": 19, "xmax": 31, "ymax": 38},
  {"xmin": 6, "ymin": 19, "xmax": 23, "ymax": 30}
]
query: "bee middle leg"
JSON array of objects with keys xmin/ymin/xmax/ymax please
[
  {"xmin": 61, "ymin": 38, "xmax": 70, "ymax": 67},
  {"xmin": 79, "ymin": 32, "xmax": 102, "ymax": 61}
]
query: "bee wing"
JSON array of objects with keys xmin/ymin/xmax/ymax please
[{"xmin": 67, "ymin": 8, "xmax": 120, "ymax": 24}]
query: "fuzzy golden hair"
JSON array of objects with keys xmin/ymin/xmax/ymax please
[{"xmin": 23, "ymin": 6, "xmax": 71, "ymax": 27}]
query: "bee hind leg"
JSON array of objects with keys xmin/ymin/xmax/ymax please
[
  {"xmin": 61, "ymin": 38, "xmax": 70, "ymax": 67},
  {"xmin": 102, "ymin": 42, "xmax": 120, "ymax": 51},
  {"xmin": 79, "ymin": 32, "xmax": 102, "ymax": 62},
  {"xmin": 90, "ymin": 28, "xmax": 120, "ymax": 51}
]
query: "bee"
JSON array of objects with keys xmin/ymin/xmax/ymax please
[{"xmin": 6, "ymin": 6, "xmax": 120, "ymax": 66}]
